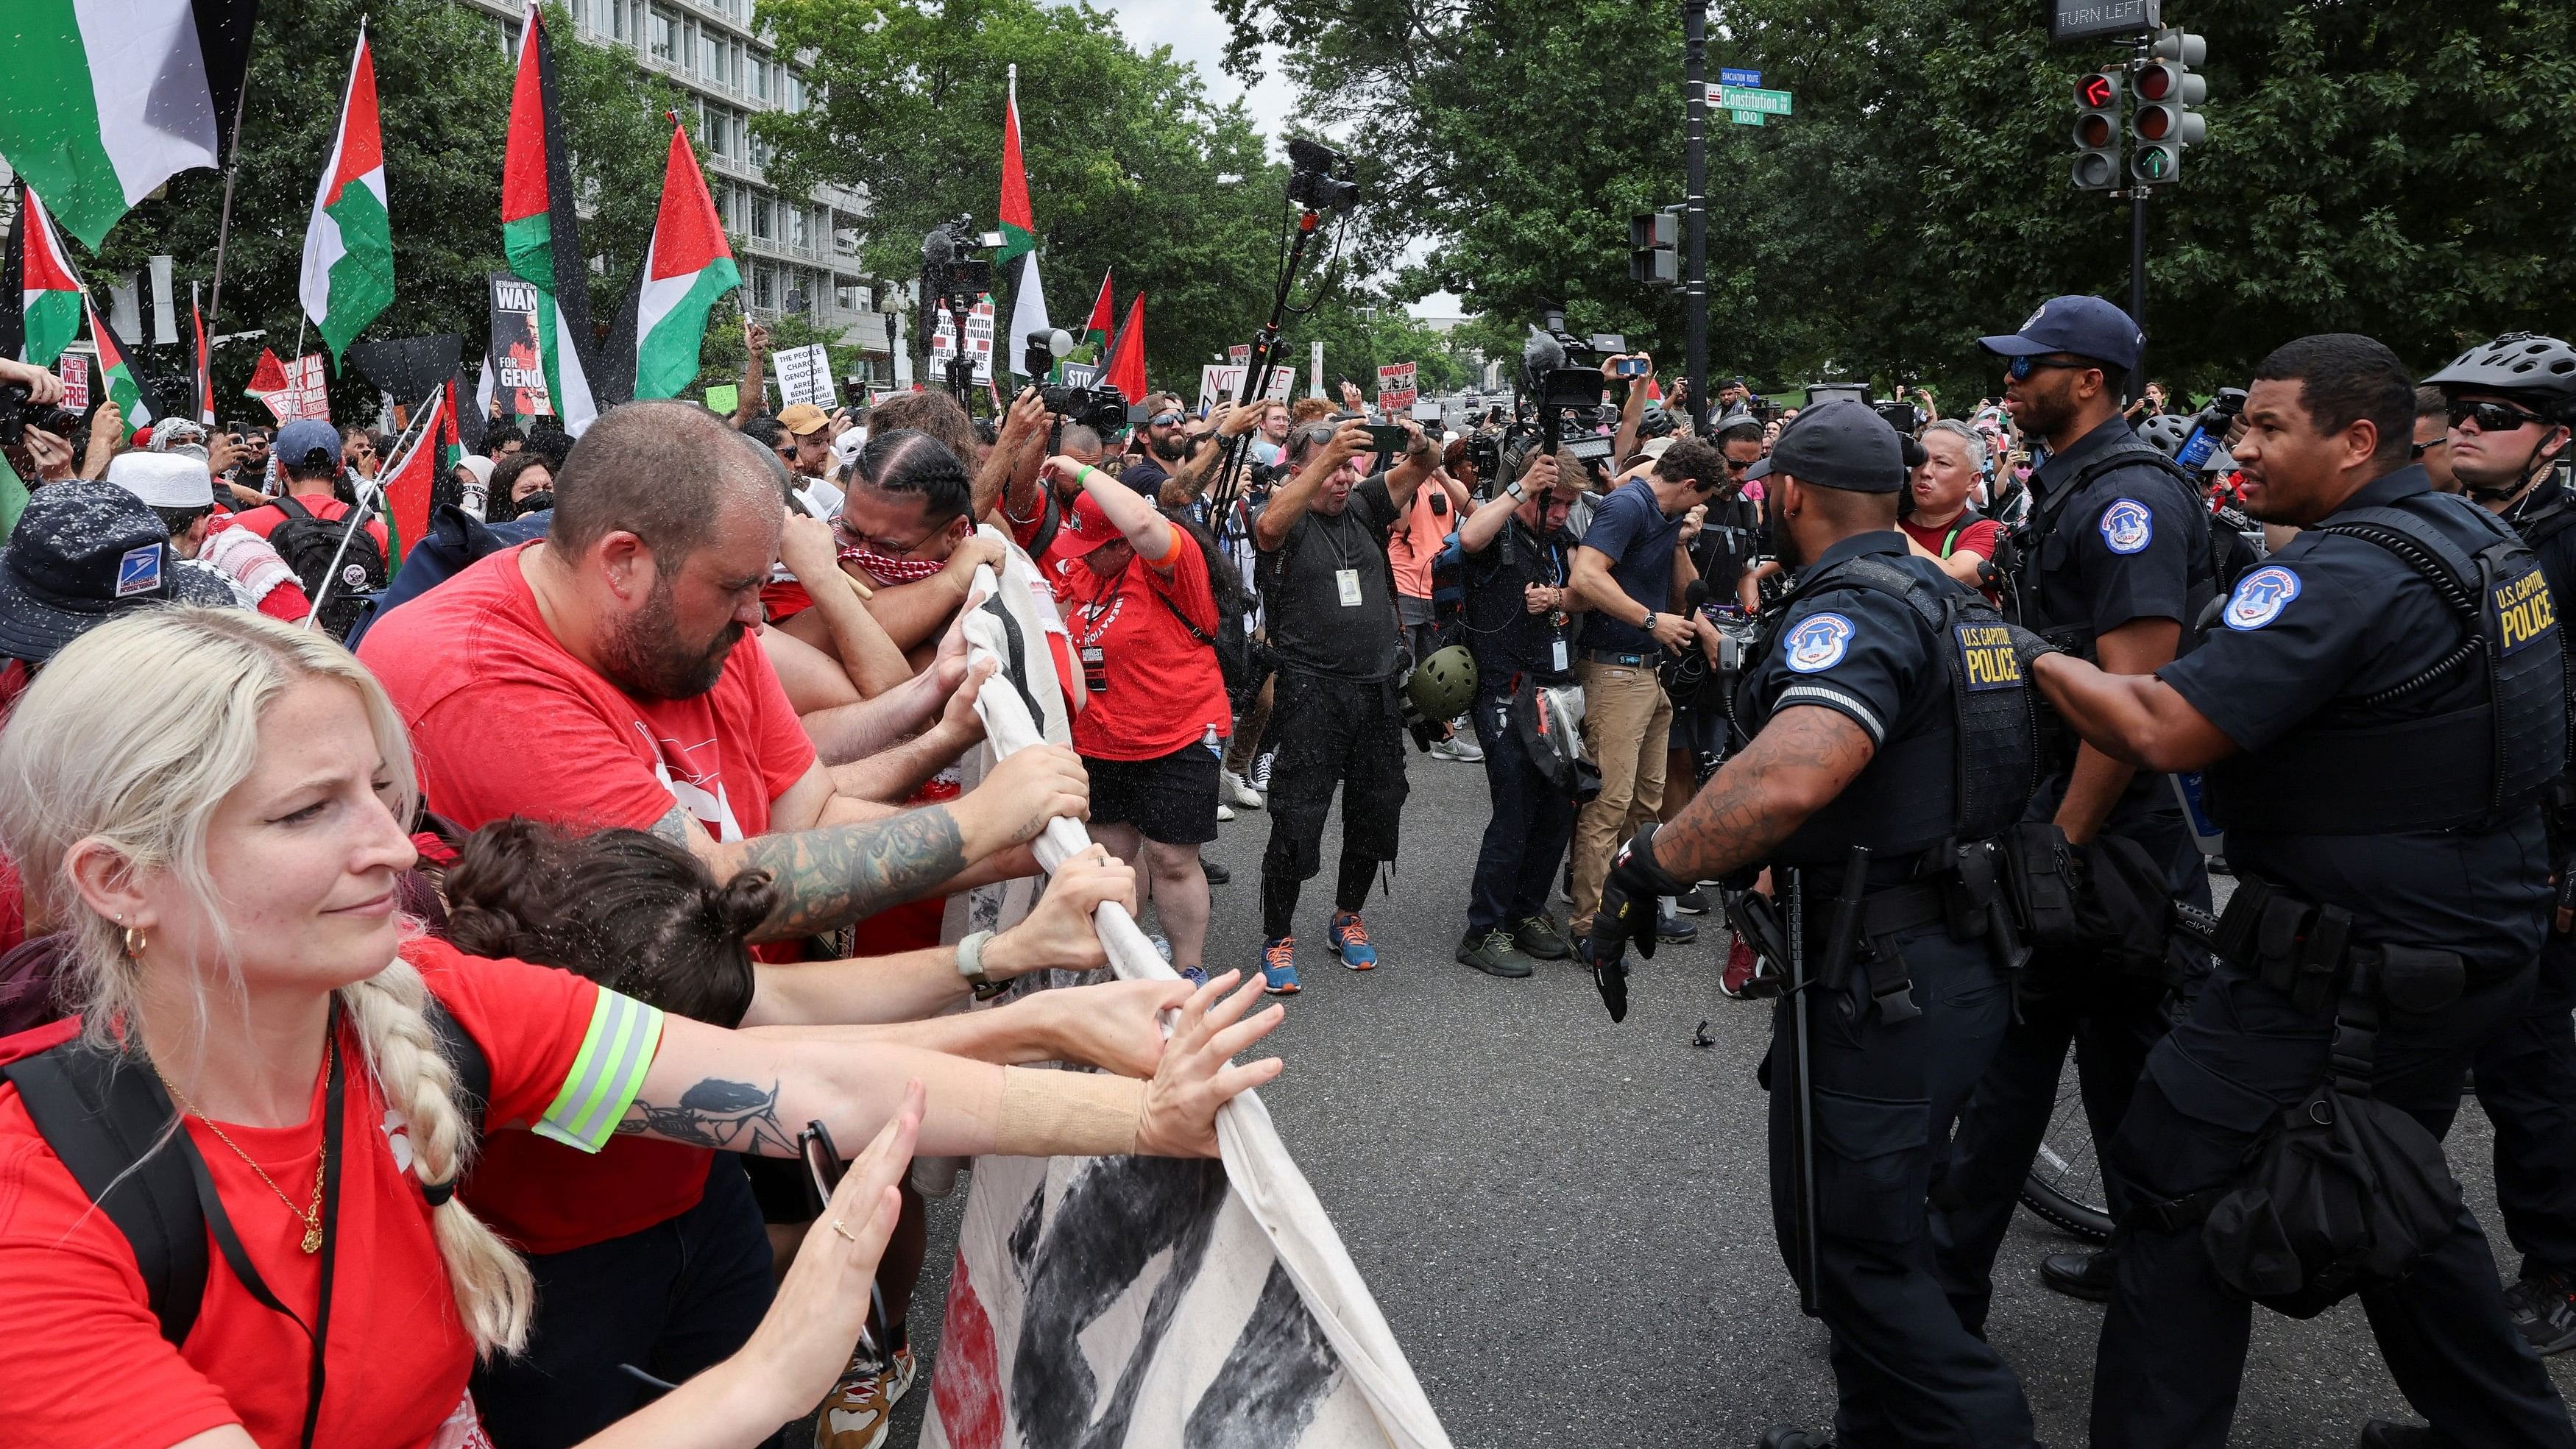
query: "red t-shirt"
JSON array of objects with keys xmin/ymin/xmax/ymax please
[
  {"xmin": 357, "ymin": 544, "xmax": 815, "ymax": 1253},
  {"xmin": 0, "ymin": 941, "xmax": 609, "ymax": 1448},
  {"xmin": 228, "ymin": 492, "xmax": 392, "ymax": 557},
  {"xmin": 1898, "ymin": 514, "xmax": 2004, "ymax": 604},
  {"xmin": 1052, "ymin": 528, "xmax": 1228, "ymax": 762}
]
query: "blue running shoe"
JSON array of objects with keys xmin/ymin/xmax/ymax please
[
  {"xmin": 1260, "ymin": 937, "xmax": 1301, "ymax": 994},
  {"xmin": 1328, "ymin": 911, "xmax": 1379, "ymax": 971}
]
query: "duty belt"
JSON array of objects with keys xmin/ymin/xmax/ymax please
[{"xmin": 2212, "ymin": 875, "xmax": 2470, "ymax": 1015}]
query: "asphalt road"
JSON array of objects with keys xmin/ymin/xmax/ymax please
[{"xmin": 888, "ymin": 754, "xmax": 2576, "ymax": 1448}]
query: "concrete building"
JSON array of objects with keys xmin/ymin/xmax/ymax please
[{"xmin": 461, "ymin": 0, "xmax": 899, "ymax": 386}]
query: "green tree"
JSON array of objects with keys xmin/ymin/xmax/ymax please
[
  {"xmin": 1222, "ymin": 0, "xmax": 2576, "ymax": 405},
  {"xmin": 85, "ymin": 0, "xmax": 685, "ymax": 425},
  {"xmin": 754, "ymin": 0, "xmax": 1340, "ymax": 400}
]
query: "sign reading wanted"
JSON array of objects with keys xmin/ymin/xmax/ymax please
[{"xmin": 1376, "ymin": 361, "xmax": 1418, "ymax": 413}]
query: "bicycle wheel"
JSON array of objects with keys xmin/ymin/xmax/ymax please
[{"xmin": 2018, "ymin": 1052, "xmax": 2115, "ymax": 1242}]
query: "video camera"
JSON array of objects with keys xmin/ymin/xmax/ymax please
[
  {"xmin": 920, "ymin": 216, "xmax": 991, "ymax": 308},
  {"xmin": 1286, "ymin": 138, "xmax": 1361, "ymax": 211},
  {"xmin": 0, "ymin": 384, "xmax": 83, "ymax": 447},
  {"xmin": 1517, "ymin": 311, "xmax": 1612, "ymax": 458},
  {"xmin": 1040, "ymin": 381, "xmax": 1129, "ymax": 434}
]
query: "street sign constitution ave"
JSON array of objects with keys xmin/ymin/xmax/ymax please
[{"xmin": 1708, "ymin": 85, "xmax": 1792, "ymax": 115}]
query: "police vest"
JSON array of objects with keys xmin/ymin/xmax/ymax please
[
  {"xmin": 2008, "ymin": 441, "xmax": 2216, "ymax": 656},
  {"xmin": 2510, "ymin": 486, "xmax": 2576, "ymax": 783},
  {"xmin": 1742, "ymin": 553, "xmax": 2040, "ymax": 866},
  {"xmin": 2206, "ymin": 494, "xmax": 2566, "ymax": 835}
]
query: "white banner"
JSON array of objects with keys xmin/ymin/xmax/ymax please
[
  {"xmin": 929, "ymin": 299, "xmax": 998, "ymax": 385},
  {"xmin": 922, "ymin": 556, "xmax": 1454, "ymax": 1449}
]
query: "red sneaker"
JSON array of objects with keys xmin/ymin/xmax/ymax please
[{"xmin": 1719, "ymin": 932, "xmax": 1760, "ymax": 999}]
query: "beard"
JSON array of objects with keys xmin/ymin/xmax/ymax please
[
  {"xmin": 602, "ymin": 575, "xmax": 740, "ymax": 700},
  {"xmin": 2012, "ymin": 380, "xmax": 2077, "ymax": 440},
  {"xmin": 1153, "ymin": 431, "xmax": 1190, "ymax": 462}
]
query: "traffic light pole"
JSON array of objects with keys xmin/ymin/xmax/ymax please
[
  {"xmin": 1682, "ymin": 0, "xmax": 1709, "ymax": 432},
  {"xmin": 2129, "ymin": 186, "xmax": 2148, "ymax": 400}
]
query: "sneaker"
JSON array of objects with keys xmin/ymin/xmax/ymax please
[
  {"xmin": 1250, "ymin": 751, "xmax": 1275, "ymax": 793},
  {"xmin": 1150, "ymin": 934, "xmax": 1175, "ymax": 965},
  {"xmin": 1260, "ymin": 937, "xmax": 1301, "ymax": 994},
  {"xmin": 1328, "ymin": 910, "xmax": 1379, "ymax": 970},
  {"xmin": 1457, "ymin": 928, "xmax": 1535, "ymax": 978},
  {"xmin": 1674, "ymin": 884, "xmax": 1712, "ymax": 915},
  {"xmin": 1180, "ymin": 966, "xmax": 1209, "ymax": 987},
  {"xmin": 814, "ymin": 1342, "xmax": 916, "ymax": 1449},
  {"xmin": 1220, "ymin": 768, "xmax": 1266, "ymax": 810},
  {"xmin": 1720, "ymin": 933, "xmax": 1761, "ymax": 999},
  {"xmin": 1217, "ymin": 801, "xmax": 1236, "ymax": 822},
  {"xmin": 2505, "ymin": 1272, "xmax": 2576, "ymax": 1355},
  {"xmin": 1429, "ymin": 735, "xmax": 1482, "ymax": 762},
  {"xmin": 1512, "ymin": 914, "xmax": 1573, "ymax": 962},
  {"xmin": 1200, "ymin": 854, "xmax": 1230, "ymax": 885},
  {"xmin": 1657, "ymin": 900, "xmax": 1698, "ymax": 945},
  {"xmin": 1756, "ymin": 1428, "xmax": 1833, "ymax": 1449}
]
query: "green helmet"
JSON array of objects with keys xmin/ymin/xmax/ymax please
[{"xmin": 1404, "ymin": 644, "xmax": 1479, "ymax": 721}]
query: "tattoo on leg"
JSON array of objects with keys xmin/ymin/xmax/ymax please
[
  {"xmin": 617, "ymin": 1077, "xmax": 799, "ymax": 1155},
  {"xmin": 740, "ymin": 805, "xmax": 969, "ymax": 939}
]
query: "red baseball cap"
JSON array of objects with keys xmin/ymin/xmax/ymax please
[{"xmin": 1058, "ymin": 489, "xmax": 1126, "ymax": 556}]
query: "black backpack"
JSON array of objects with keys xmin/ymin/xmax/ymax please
[
  {"xmin": 267, "ymin": 493, "xmax": 390, "ymax": 642},
  {"xmin": 2, "ymin": 1006, "xmax": 488, "ymax": 1347},
  {"xmin": 1156, "ymin": 508, "xmax": 1260, "ymax": 703}
]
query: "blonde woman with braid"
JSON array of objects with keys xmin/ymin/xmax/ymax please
[{"xmin": 0, "ymin": 608, "xmax": 1284, "ymax": 1449}]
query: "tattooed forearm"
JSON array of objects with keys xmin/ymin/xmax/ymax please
[
  {"xmin": 1655, "ymin": 706, "xmax": 1876, "ymax": 883},
  {"xmin": 737, "ymin": 805, "xmax": 969, "ymax": 941},
  {"xmin": 648, "ymin": 804, "xmax": 694, "ymax": 847},
  {"xmin": 618, "ymin": 1077, "xmax": 800, "ymax": 1155}
]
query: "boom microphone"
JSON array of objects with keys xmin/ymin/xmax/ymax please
[{"xmin": 1521, "ymin": 327, "xmax": 1565, "ymax": 396}]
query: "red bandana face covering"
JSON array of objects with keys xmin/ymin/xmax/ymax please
[{"xmin": 842, "ymin": 539, "xmax": 948, "ymax": 587}]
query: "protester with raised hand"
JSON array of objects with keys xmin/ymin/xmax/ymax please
[
  {"xmin": 0, "ymin": 606, "xmax": 1285, "ymax": 1449},
  {"xmin": 1036, "ymin": 446, "xmax": 1231, "ymax": 983}
]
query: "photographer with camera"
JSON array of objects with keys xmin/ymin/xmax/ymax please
[
  {"xmin": 1453, "ymin": 450, "xmax": 1587, "ymax": 977},
  {"xmin": 1249, "ymin": 416, "xmax": 1436, "ymax": 993},
  {"xmin": 1564, "ymin": 438, "xmax": 1733, "ymax": 945}
]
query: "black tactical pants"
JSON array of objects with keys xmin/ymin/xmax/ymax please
[
  {"xmin": 2092, "ymin": 962, "xmax": 2575, "ymax": 1449},
  {"xmin": 1933, "ymin": 805, "xmax": 2204, "ymax": 1331},
  {"xmin": 1259, "ymin": 667, "xmax": 1408, "ymax": 938},
  {"xmin": 2475, "ymin": 929, "xmax": 2576, "ymax": 1280},
  {"xmin": 1769, "ymin": 921, "xmax": 2035, "ymax": 1448}
]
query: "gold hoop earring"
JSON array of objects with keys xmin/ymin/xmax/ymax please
[{"xmin": 123, "ymin": 926, "xmax": 146, "ymax": 960}]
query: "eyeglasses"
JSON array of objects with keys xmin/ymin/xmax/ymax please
[
  {"xmin": 2449, "ymin": 400, "xmax": 2552, "ymax": 434},
  {"xmin": 1723, "ymin": 456, "xmax": 1754, "ymax": 472},
  {"xmin": 2003, "ymin": 355, "xmax": 2093, "ymax": 383},
  {"xmin": 2411, "ymin": 436, "xmax": 2450, "ymax": 459},
  {"xmin": 1149, "ymin": 412, "xmax": 1184, "ymax": 427}
]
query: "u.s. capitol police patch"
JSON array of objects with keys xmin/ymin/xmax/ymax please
[
  {"xmin": 1784, "ymin": 612, "xmax": 1854, "ymax": 673},
  {"xmin": 2223, "ymin": 565, "xmax": 2301, "ymax": 631},
  {"xmin": 2099, "ymin": 498, "xmax": 2154, "ymax": 555}
]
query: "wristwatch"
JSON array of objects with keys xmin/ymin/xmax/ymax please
[
  {"xmin": 1504, "ymin": 481, "xmax": 1525, "ymax": 502},
  {"xmin": 955, "ymin": 929, "xmax": 1008, "ymax": 1001}
]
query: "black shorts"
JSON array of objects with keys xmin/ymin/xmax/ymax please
[{"xmin": 1084, "ymin": 742, "xmax": 1220, "ymax": 846}]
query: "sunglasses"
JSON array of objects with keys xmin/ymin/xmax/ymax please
[
  {"xmin": 2410, "ymin": 436, "xmax": 2450, "ymax": 459},
  {"xmin": 2003, "ymin": 355, "xmax": 2095, "ymax": 383},
  {"xmin": 2449, "ymin": 400, "xmax": 2552, "ymax": 434},
  {"xmin": 1149, "ymin": 412, "xmax": 1185, "ymax": 427},
  {"xmin": 1723, "ymin": 456, "xmax": 1754, "ymax": 472}
]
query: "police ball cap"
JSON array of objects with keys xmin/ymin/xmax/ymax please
[
  {"xmin": 1978, "ymin": 294, "xmax": 2144, "ymax": 377},
  {"xmin": 1741, "ymin": 399, "xmax": 1906, "ymax": 492}
]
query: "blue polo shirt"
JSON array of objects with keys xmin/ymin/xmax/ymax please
[{"xmin": 1577, "ymin": 478, "xmax": 1686, "ymax": 654}]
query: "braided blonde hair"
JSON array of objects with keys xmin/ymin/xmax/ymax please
[{"xmin": 0, "ymin": 608, "xmax": 534, "ymax": 1355}]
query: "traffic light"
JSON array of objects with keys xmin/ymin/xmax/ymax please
[
  {"xmin": 2071, "ymin": 71, "xmax": 2123, "ymax": 191},
  {"xmin": 1630, "ymin": 210, "xmax": 1680, "ymax": 287},
  {"xmin": 2131, "ymin": 29, "xmax": 2208, "ymax": 184}
]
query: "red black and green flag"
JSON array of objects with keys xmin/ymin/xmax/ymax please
[{"xmin": 500, "ymin": 3, "xmax": 599, "ymax": 433}]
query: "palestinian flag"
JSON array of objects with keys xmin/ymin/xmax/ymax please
[
  {"xmin": 0, "ymin": 1, "xmax": 258, "ymax": 249},
  {"xmin": 378, "ymin": 385, "xmax": 442, "ymax": 562},
  {"xmin": 1, "ymin": 184, "xmax": 85, "ymax": 367},
  {"xmin": 84, "ymin": 297, "xmax": 151, "ymax": 436},
  {"xmin": 997, "ymin": 68, "xmax": 1050, "ymax": 377},
  {"xmin": 1075, "ymin": 271, "xmax": 1112, "ymax": 362},
  {"xmin": 629, "ymin": 116, "xmax": 739, "ymax": 400},
  {"xmin": 501, "ymin": 3, "xmax": 600, "ymax": 433},
  {"xmin": 300, "ymin": 25, "xmax": 394, "ymax": 367},
  {"xmin": 1099, "ymin": 291, "xmax": 1147, "ymax": 403}
]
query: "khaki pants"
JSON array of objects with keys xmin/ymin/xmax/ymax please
[{"xmin": 1570, "ymin": 657, "xmax": 1672, "ymax": 932}]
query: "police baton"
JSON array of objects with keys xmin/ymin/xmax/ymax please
[{"xmin": 1783, "ymin": 863, "xmax": 1817, "ymax": 1317}]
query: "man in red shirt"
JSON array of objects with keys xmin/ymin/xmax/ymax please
[
  {"xmin": 1900, "ymin": 419, "xmax": 2006, "ymax": 606},
  {"xmin": 222, "ymin": 417, "xmax": 391, "ymax": 557}
]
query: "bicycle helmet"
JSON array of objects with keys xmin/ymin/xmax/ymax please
[
  {"xmin": 2138, "ymin": 412, "xmax": 2193, "ymax": 458},
  {"xmin": 1636, "ymin": 405, "xmax": 1678, "ymax": 441},
  {"xmin": 2424, "ymin": 333, "xmax": 2576, "ymax": 420},
  {"xmin": 1404, "ymin": 644, "xmax": 1480, "ymax": 723}
]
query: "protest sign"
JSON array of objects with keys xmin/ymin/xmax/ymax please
[
  {"xmin": 1229, "ymin": 343, "xmax": 1251, "ymax": 369},
  {"xmin": 1376, "ymin": 361, "xmax": 1418, "ymax": 412},
  {"xmin": 704, "ymin": 383, "xmax": 739, "ymax": 415},
  {"xmin": 927, "ymin": 298, "xmax": 997, "ymax": 385},
  {"xmin": 918, "ymin": 554, "xmax": 1456, "ymax": 1449},
  {"xmin": 1266, "ymin": 364, "xmax": 1297, "ymax": 403},
  {"xmin": 58, "ymin": 354, "xmax": 88, "ymax": 411},
  {"xmin": 1197, "ymin": 364, "xmax": 1246, "ymax": 414},
  {"xmin": 772, "ymin": 342, "xmax": 836, "ymax": 408},
  {"xmin": 488, "ymin": 273, "xmax": 555, "ymax": 417},
  {"xmin": 242, "ymin": 351, "xmax": 330, "ymax": 423}
]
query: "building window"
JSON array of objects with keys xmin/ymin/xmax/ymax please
[
  {"xmin": 648, "ymin": 9, "xmax": 671, "ymax": 60},
  {"xmin": 789, "ymin": 206, "xmax": 807, "ymax": 250},
  {"xmin": 753, "ymin": 265, "xmax": 776, "ymax": 310},
  {"xmin": 751, "ymin": 194, "xmax": 773, "ymax": 240},
  {"xmin": 751, "ymin": 58, "xmax": 770, "ymax": 102},
  {"xmin": 782, "ymin": 73, "xmax": 802, "ymax": 113},
  {"xmin": 835, "ymin": 278, "xmax": 866, "ymax": 312}
]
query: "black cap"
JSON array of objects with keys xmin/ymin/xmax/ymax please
[
  {"xmin": 1741, "ymin": 399, "xmax": 1906, "ymax": 492},
  {"xmin": 0, "ymin": 480, "xmax": 230, "ymax": 664},
  {"xmin": 1978, "ymin": 295, "xmax": 2145, "ymax": 375}
]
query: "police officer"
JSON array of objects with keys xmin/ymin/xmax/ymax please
[
  {"xmin": 1583, "ymin": 400, "xmax": 2040, "ymax": 1449},
  {"xmin": 2022, "ymin": 334, "xmax": 2576, "ymax": 1448},
  {"xmin": 1936, "ymin": 294, "xmax": 2215, "ymax": 1314},
  {"xmin": 1452, "ymin": 449, "xmax": 1586, "ymax": 977},
  {"xmin": 2427, "ymin": 332, "xmax": 2576, "ymax": 1353}
]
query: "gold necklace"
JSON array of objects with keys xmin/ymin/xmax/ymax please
[{"xmin": 158, "ymin": 1072, "xmax": 328, "ymax": 1253}]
